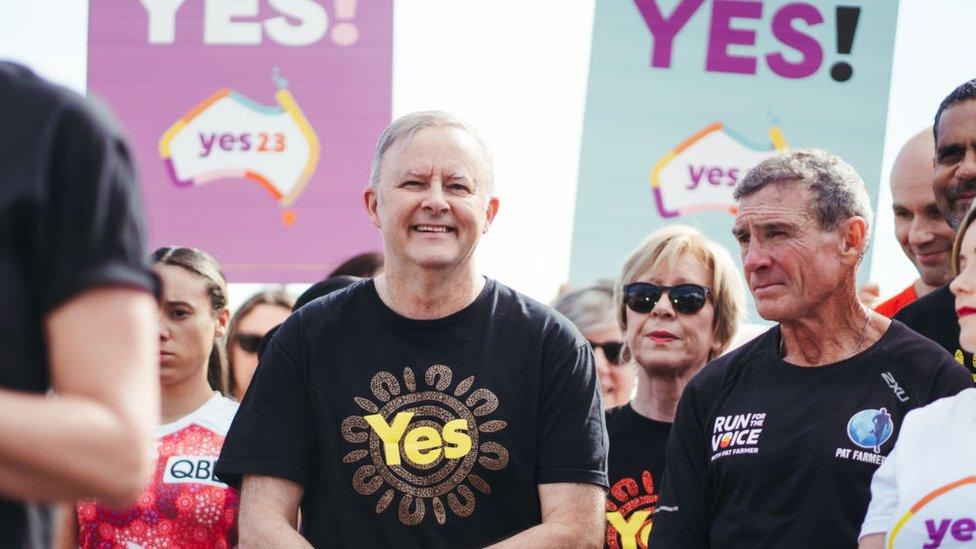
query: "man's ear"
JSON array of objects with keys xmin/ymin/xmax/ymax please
[
  {"xmin": 364, "ymin": 185, "xmax": 381, "ymax": 229},
  {"xmin": 841, "ymin": 216, "xmax": 868, "ymax": 261},
  {"xmin": 482, "ymin": 196, "xmax": 500, "ymax": 234}
]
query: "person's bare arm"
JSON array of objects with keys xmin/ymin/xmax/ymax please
[
  {"xmin": 0, "ymin": 287, "xmax": 158, "ymax": 506},
  {"xmin": 53, "ymin": 502, "xmax": 78, "ymax": 549},
  {"xmin": 859, "ymin": 533, "xmax": 884, "ymax": 549},
  {"xmin": 239, "ymin": 475, "xmax": 311, "ymax": 548},
  {"xmin": 487, "ymin": 483, "xmax": 604, "ymax": 548}
]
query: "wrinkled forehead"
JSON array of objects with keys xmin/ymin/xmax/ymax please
[
  {"xmin": 382, "ymin": 126, "xmax": 491, "ymax": 185},
  {"xmin": 734, "ymin": 183, "xmax": 816, "ymax": 226}
]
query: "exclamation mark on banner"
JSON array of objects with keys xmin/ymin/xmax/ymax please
[
  {"xmin": 331, "ymin": 0, "xmax": 359, "ymax": 46},
  {"xmin": 830, "ymin": 6, "xmax": 860, "ymax": 82}
]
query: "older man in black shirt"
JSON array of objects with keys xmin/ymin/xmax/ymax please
[{"xmin": 649, "ymin": 149, "xmax": 970, "ymax": 548}]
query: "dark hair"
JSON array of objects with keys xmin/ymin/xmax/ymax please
[
  {"xmin": 226, "ymin": 289, "xmax": 294, "ymax": 398},
  {"xmin": 934, "ymin": 79, "xmax": 976, "ymax": 142},
  {"xmin": 151, "ymin": 246, "xmax": 229, "ymax": 394},
  {"xmin": 328, "ymin": 252, "xmax": 383, "ymax": 278}
]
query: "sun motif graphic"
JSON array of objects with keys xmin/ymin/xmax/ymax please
[
  {"xmin": 606, "ymin": 471, "xmax": 658, "ymax": 549},
  {"xmin": 341, "ymin": 365, "xmax": 509, "ymax": 526}
]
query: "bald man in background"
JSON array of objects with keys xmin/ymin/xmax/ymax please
[{"xmin": 875, "ymin": 128, "xmax": 955, "ymax": 317}]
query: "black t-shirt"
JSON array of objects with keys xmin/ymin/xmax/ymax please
[
  {"xmin": 604, "ymin": 404, "xmax": 670, "ymax": 549},
  {"xmin": 216, "ymin": 278, "xmax": 608, "ymax": 548},
  {"xmin": 648, "ymin": 321, "xmax": 971, "ymax": 549},
  {"xmin": 0, "ymin": 63, "xmax": 157, "ymax": 547},
  {"xmin": 895, "ymin": 283, "xmax": 976, "ymax": 382}
]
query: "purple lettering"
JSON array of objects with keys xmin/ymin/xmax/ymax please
[
  {"xmin": 706, "ymin": 0, "xmax": 762, "ymax": 75},
  {"xmin": 728, "ymin": 167, "xmax": 739, "ymax": 186},
  {"xmin": 219, "ymin": 133, "xmax": 236, "ymax": 151},
  {"xmin": 707, "ymin": 167, "xmax": 723, "ymax": 185},
  {"xmin": 952, "ymin": 518, "xmax": 976, "ymax": 541},
  {"xmin": 766, "ymin": 3, "xmax": 824, "ymax": 79},
  {"xmin": 198, "ymin": 133, "xmax": 217, "ymax": 157},
  {"xmin": 687, "ymin": 165, "xmax": 706, "ymax": 189},
  {"xmin": 239, "ymin": 133, "xmax": 252, "ymax": 151},
  {"xmin": 925, "ymin": 519, "xmax": 951, "ymax": 549},
  {"xmin": 633, "ymin": 0, "xmax": 705, "ymax": 68}
]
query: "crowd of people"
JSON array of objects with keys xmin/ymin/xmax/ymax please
[{"xmin": 4, "ymin": 58, "xmax": 976, "ymax": 548}]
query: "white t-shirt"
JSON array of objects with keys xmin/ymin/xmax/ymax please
[{"xmin": 860, "ymin": 388, "xmax": 976, "ymax": 548}]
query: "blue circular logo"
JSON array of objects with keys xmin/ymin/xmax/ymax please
[{"xmin": 847, "ymin": 408, "xmax": 893, "ymax": 451}]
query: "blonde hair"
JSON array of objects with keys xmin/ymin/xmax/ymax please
[
  {"xmin": 952, "ymin": 200, "xmax": 976, "ymax": 274},
  {"xmin": 614, "ymin": 225, "xmax": 745, "ymax": 362}
]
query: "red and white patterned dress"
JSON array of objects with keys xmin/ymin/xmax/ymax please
[{"xmin": 77, "ymin": 394, "xmax": 240, "ymax": 548}]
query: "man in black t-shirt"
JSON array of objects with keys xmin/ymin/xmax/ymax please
[
  {"xmin": 649, "ymin": 149, "xmax": 971, "ymax": 549},
  {"xmin": 896, "ymin": 79, "xmax": 976, "ymax": 381},
  {"xmin": 216, "ymin": 111, "xmax": 608, "ymax": 548},
  {"xmin": 0, "ymin": 63, "xmax": 160, "ymax": 547}
]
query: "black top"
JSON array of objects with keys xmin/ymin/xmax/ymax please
[
  {"xmin": 604, "ymin": 404, "xmax": 671, "ymax": 549},
  {"xmin": 648, "ymin": 321, "xmax": 971, "ymax": 549},
  {"xmin": 216, "ymin": 278, "xmax": 608, "ymax": 548},
  {"xmin": 0, "ymin": 63, "xmax": 157, "ymax": 547},
  {"xmin": 895, "ymin": 283, "xmax": 976, "ymax": 381}
]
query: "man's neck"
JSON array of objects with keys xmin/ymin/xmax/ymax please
[
  {"xmin": 779, "ymin": 288, "xmax": 890, "ymax": 367},
  {"xmin": 914, "ymin": 277, "xmax": 943, "ymax": 298},
  {"xmin": 374, "ymin": 265, "xmax": 485, "ymax": 320}
]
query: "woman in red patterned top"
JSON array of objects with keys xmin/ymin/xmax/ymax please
[{"xmin": 56, "ymin": 247, "xmax": 240, "ymax": 549}]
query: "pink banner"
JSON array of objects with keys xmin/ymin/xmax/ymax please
[{"xmin": 88, "ymin": 0, "xmax": 392, "ymax": 282}]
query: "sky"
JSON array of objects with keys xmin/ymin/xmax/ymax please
[{"xmin": 2, "ymin": 0, "xmax": 975, "ymax": 310}]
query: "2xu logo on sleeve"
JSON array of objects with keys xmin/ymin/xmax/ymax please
[
  {"xmin": 710, "ymin": 412, "xmax": 765, "ymax": 461},
  {"xmin": 162, "ymin": 456, "xmax": 227, "ymax": 487}
]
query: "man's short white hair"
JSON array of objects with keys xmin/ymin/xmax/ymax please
[{"xmin": 368, "ymin": 111, "xmax": 495, "ymax": 194}]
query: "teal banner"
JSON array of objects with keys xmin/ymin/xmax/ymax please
[{"xmin": 571, "ymin": 0, "xmax": 899, "ymax": 320}]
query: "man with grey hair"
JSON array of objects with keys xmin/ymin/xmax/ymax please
[
  {"xmin": 649, "ymin": 149, "xmax": 969, "ymax": 548},
  {"xmin": 216, "ymin": 111, "xmax": 608, "ymax": 547}
]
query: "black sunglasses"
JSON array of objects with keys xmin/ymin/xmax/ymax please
[
  {"xmin": 623, "ymin": 282, "xmax": 711, "ymax": 315},
  {"xmin": 235, "ymin": 333, "xmax": 264, "ymax": 354},
  {"xmin": 587, "ymin": 341, "xmax": 623, "ymax": 365}
]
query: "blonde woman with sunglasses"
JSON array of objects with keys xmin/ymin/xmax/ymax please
[{"xmin": 602, "ymin": 225, "xmax": 745, "ymax": 549}]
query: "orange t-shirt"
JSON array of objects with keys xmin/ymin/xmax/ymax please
[{"xmin": 875, "ymin": 284, "xmax": 917, "ymax": 318}]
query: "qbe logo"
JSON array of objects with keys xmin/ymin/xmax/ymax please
[{"xmin": 162, "ymin": 456, "xmax": 227, "ymax": 487}]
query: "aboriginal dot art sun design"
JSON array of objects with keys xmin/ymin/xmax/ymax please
[{"xmin": 341, "ymin": 365, "xmax": 510, "ymax": 526}]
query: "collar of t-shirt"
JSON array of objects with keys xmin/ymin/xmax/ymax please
[
  {"xmin": 366, "ymin": 277, "xmax": 496, "ymax": 330},
  {"xmin": 158, "ymin": 392, "xmax": 225, "ymax": 437}
]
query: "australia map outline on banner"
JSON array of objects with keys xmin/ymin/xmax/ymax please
[{"xmin": 159, "ymin": 71, "xmax": 320, "ymax": 225}]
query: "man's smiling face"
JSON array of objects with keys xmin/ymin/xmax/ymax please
[{"xmin": 365, "ymin": 126, "xmax": 498, "ymax": 273}]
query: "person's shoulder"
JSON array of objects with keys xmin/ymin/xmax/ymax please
[
  {"xmin": 894, "ymin": 284, "xmax": 952, "ymax": 324},
  {"xmin": 293, "ymin": 278, "xmax": 372, "ymax": 322},
  {"xmin": 493, "ymin": 279, "xmax": 585, "ymax": 340},
  {"xmin": 880, "ymin": 320, "xmax": 956, "ymax": 367},
  {"xmin": 0, "ymin": 62, "xmax": 115, "ymax": 135},
  {"xmin": 690, "ymin": 325, "xmax": 779, "ymax": 392}
]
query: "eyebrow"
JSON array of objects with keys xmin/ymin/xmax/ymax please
[
  {"xmin": 937, "ymin": 143, "xmax": 964, "ymax": 158},
  {"xmin": 164, "ymin": 300, "xmax": 195, "ymax": 309}
]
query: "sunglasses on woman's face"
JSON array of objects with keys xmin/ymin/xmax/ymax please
[
  {"xmin": 587, "ymin": 340, "xmax": 623, "ymax": 366},
  {"xmin": 235, "ymin": 333, "xmax": 264, "ymax": 354},
  {"xmin": 623, "ymin": 282, "xmax": 711, "ymax": 315}
]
